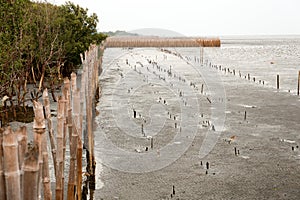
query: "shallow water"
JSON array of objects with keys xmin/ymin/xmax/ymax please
[{"xmin": 174, "ymin": 37, "xmax": 300, "ymax": 94}]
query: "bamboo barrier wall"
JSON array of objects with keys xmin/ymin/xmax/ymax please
[
  {"xmin": 104, "ymin": 36, "xmax": 221, "ymax": 48},
  {"xmin": 0, "ymin": 44, "xmax": 102, "ymax": 200}
]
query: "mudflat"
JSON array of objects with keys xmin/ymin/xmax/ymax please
[{"xmin": 94, "ymin": 48, "xmax": 300, "ymax": 200}]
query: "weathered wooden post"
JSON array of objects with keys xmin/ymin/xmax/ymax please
[
  {"xmin": 150, "ymin": 137, "xmax": 154, "ymax": 149},
  {"xmin": 77, "ymin": 91, "xmax": 83, "ymax": 200},
  {"xmin": 277, "ymin": 74, "xmax": 280, "ymax": 90},
  {"xmin": 16, "ymin": 126, "xmax": 27, "ymax": 199},
  {"xmin": 297, "ymin": 71, "xmax": 300, "ymax": 96},
  {"xmin": 56, "ymin": 96, "xmax": 65, "ymax": 200},
  {"xmin": 80, "ymin": 59, "xmax": 87, "ymax": 150},
  {"xmin": 63, "ymin": 77, "xmax": 72, "ymax": 143},
  {"xmin": 200, "ymin": 46, "xmax": 204, "ymax": 65},
  {"xmin": 71, "ymin": 72, "xmax": 77, "ymax": 93},
  {"xmin": 78, "ymin": 65, "xmax": 87, "ymax": 200},
  {"xmin": 41, "ymin": 131, "xmax": 52, "ymax": 200},
  {"xmin": 0, "ymin": 128, "xmax": 6, "ymax": 200},
  {"xmin": 16, "ymin": 126, "xmax": 27, "ymax": 169},
  {"xmin": 67, "ymin": 89, "xmax": 80, "ymax": 200},
  {"xmin": 2, "ymin": 127, "xmax": 21, "ymax": 200},
  {"xmin": 63, "ymin": 77, "xmax": 71, "ymax": 198},
  {"xmin": 33, "ymin": 100, "xmax": 51, "ymax": 200},
  {"xmin": 23, "ymin": 143, "xmax": 39, "ymax": 200},
  {"xmin": 43, "ymin": 89, "xmax": 57, "ymax": 174},
  {"xmin": 86, "ymin": 49, "xmax": 95, "ymax": 181}
]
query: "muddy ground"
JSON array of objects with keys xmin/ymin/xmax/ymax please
[{"xmin": 92, "ymin": 48, "xmax": 300, "ymax": 200}]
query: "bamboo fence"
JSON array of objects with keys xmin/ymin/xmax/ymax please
[
  {"xmin": 104, "ymin": 36, "xmax": 221, "ymax": 48},
  {"xmin": 0, "ymin": 44, "xmax": 102, "ymax": 200}
]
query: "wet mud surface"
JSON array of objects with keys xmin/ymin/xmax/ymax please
[{"xmin": 93, "ymin": 47, "xmax": 300, "ymax": 200}]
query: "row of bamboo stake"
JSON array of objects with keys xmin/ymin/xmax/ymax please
[
  {"xmin": 105, "ymin": 36, "xmax": 221, "ymax": 48},
  {"xmin": 0, "ymin": 44, "xmax": 102, "ymax": 200}
]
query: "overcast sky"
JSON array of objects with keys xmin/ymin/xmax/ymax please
[{"xmin": 52, "ymin": 0, "xmax": 300, "ymax": 36}]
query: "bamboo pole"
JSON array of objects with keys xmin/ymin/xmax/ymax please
[
  {"xmin": 16, "ymin": 126, "xmax": 27, "ymax": 170},
  {"xmin": 86, "ymin": 53, "xmax": 94, "ymax": 175},
  {"xmin": 81, "ymin": 64, "xmax": 87, "ymax": 148},
  {"xmin": 43, "ymin": 89, "xmax": 57, "ymax": 175},
  {"xmin": 277, "ymin": 74, "xmax": 280, "ymax": 90},
  {"xmin": 0, "ymin": 128, "xmax": 6, "ymax": 200},
  {"xmin": 23, "ymin": 143, "xmax": 39, "ymax": 200},
  {"xmin": 67, "ymin": 127, "xmax": 78, "ymax": 200},
  {"xmin": 42, "ymin": 130, "xmax": 52, "ymax": 200},
  {"xmin": 2, "ymin": 127, "xmax": 21, "ymax": 200},
  {"xmin": 76, "ymin": 135, "xmax": 83, "ymax": 200},
  {"xmin": 33, "ymin": 99, "xmax": 52, "ymax": 200},
  {"xmin": 16, "ymin": 126, "xmax": 27, "ymax": 199},
  {"xmin": 33, "ymin": 100, "xmax": 51, "ymax": 200},
  {"xmin": 63, "ymin": 77, "xmax": 71, "ymax": 199},
  {"xmin": 71, "ymin": 72, "xmax": 77, "ymax": 93},
  {"xmin": 297, "ymin": 71, "xmax": 300, "ymax": 96},
  {"xmin": 56, "ymin": 96, "xmax": 65, "ymax": 200},
  {"xmin": 67, "ymin": 89, "xmax": 80, "ymax": 200},
  {"xmin": 78, "ymin": 69, "xmax": 86, "ymax": 200},
  {"xmin": 63, "ymin": 77, "xmax": 71, "ymax": 142},
  {"xmin": 76, "ymin": 90, "xmax": 83, "ymax": 199}
]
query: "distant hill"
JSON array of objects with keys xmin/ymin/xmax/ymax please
[
  {"xmin": 103, "ymin": 30, "xmax": 139, "ymax": 37},
  {"xmin": 129, "ymin": 28, "xmax": 185, "ymax": 37}
]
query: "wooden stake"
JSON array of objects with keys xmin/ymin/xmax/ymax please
[
  {"xmin": 297, "ymin": 71, "xmax": 300, "ymax": 96},
  {"xmin": 33, "ymin": 100, "xmax": 50, "ymax": 200},
  {"xmin": 2, "ymin": 127, "xmax": 21, "ymax": 200},
  {"xmin": 0, "ymin": 128, "xmax": 6, "ymax": 200},
  {"xmin": 86, "ymin": 58, "xmax": 94, "ymax": 176},
  {"xmin": 16, "ymin": 126, "xmax": 27, "ymax": 199},
  {"xmin": 77, "ymin": 93, "xmax": 84, "ymax": 200},
  {"xmin": 23, "ymin": 143, "xmax": 39, "ymax": 200},
  {"xmin": 71, "ymin": 72, "xmax": 77, "ymax": 93},
  {"xmin": 43, "ymin": 89, "xmax": 57, "ymax": 175},
  {"xmin": 150, "ymin": 138, "xmax": 154, "ymax": 149},
  {"xmin": 56, "ymin": 96, "xmax": 65, "ymax": 200},
  {"xmin": 67, "ymin": 90, "xmax": 80, "ymax": 200},
  {"xmin": 16, "ymin": 126, "xmax": 27, "ymax": 170},
  {"xmin": 63, "ymin": 78, "xmax": 71, "ymax": 199},
  {"xmin": 206, "ymin": 97, "xmax": 211, "ymax": 104},
  {"xmin": 77, "ymin": 139, "xmax": 83, "ymax": 200},
  {"xmin": 172, "ymin": 185, "xmax": 175, "ymax": 195},
  {"xmin": 244, "ymin": 111, "xmax": 247, "ymax": 121},
  {"xmin": 277, "ymin": 74, "xmax": 280, "ymax": 90}
]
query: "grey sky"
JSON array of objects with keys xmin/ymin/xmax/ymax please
[{"xmin": 52, "ymin": 0, "xmax": 300, "ymax": 36}]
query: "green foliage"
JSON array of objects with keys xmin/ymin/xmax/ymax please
[
  {"xmin": 0, "ymin": 0, "xmax": 107, "ymax": 98},
  {"xmin": 58, "ymin": 1, "xmax": 107, "ymax": 73},
  {"xmin": 0, "ymin": 0, "xmax": 30, "ymax": 84}
]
